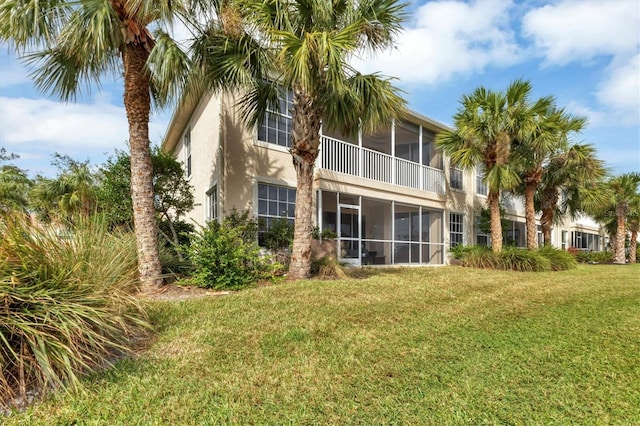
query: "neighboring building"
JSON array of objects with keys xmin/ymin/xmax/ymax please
[{"xmin": 162, "ymin": 90, "xmax": 606, "ymax": 266}]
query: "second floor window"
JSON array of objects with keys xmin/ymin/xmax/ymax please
[
  {"xmin": 476, "ymin": 164, "xmax": 487, "ymax": 196},
  {"xmin": 450, "ymin": 167, "xmax": 463, "ymax": 190},
  {"xmin": 257, "ymin": 87, "xmax": 293, "ymax": 148},
  {"xmin": 184, "ymin": 129, "xmax": 191, "ymax": 177}
]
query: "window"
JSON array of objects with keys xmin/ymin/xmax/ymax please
[
  {"xmin": 571, "ymin": 231, "xmax": 600, "ymax": 251},
  {"xmin": 257, "ymin": 183, "xmax": 296, "ymax": 244},
  {"xmin": 450, "ymin": 167, "xmax": 463, "ymax": 190},
  {"xmin": 183, "ymin": 129, "xmax": 191, "ymax": 177},
  {"xmin": 475, "ymin": 215, "xmax": 489, "ymax": 246},
  {"xmin": 476, "ymin": 164, "xmax": 487, "ymax": 196},
  {"xmin": 206, "ymin": 184, "xmax": 218, "ymax": 221},
  {"xmin": 257, "ymin": 87, "xmax": 293, "ymax": 148},
  {"xmin": 561, "ymin": 231, "xmax": 568, "ymax": 250},
  {"xmin": 449, "ymin": 213, "xmax": 464, "ymax": 247}
]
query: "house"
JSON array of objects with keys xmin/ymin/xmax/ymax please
[{"xmin": 161, "ymin": 89, "xmax": 606, "ymax": 266}]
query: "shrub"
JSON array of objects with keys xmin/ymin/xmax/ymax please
[
  {"xmin": 0, "ymin": 217, "xmax": 148, "ymax": 408},
  {"xmin": 452, "ymin": 245, "xmax": 575, "ymax": 272},
  {"xmin": 187, "ymin": 210, "xmax": 280, "ymax": 290},
  {"xmin": 574, "ymin": 250, "xmax": 614, "ymax": 264},
  {"xmin": 452, "ymin": 245, "xmax": 500, "ymax": 269},
  {"xmin": 537, "ymin": 246, "xmax": 578, "ymax": 271},
  {"xmin": 263, "ymin": 216, "xmax": 294, "ymax": 269},
  {"xmin": 499, "ymin": 247, "xmax": 551, "ymax": 272},
  {"xmin": 310, "ymin": 256, "xmax": 347, "ymax": 279}
]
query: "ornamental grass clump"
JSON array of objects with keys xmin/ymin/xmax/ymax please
[
  {"xmin": 452, "ymin": 245, "xmax": 576, "ymax": 272},
  {"xmin": 0, "ymin": 217, "xmax": 149, "ymax": 408},
  {"xmin": 537, "ymin": 246, "xmax": 578, "ymax": 270}
]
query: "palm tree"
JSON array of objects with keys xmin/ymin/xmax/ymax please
[
  {"xmin": 536, "ymin": 143, "xmax": 605, "ymax": 246},
  {"xmin": 0, "ymin": 0, "xmax": 265, "ymax": 292},
  {"xmin": 238, "ymin": 0, "xmax": 407, "ymax": 279},
  {"xmin": 516, "ymin": 108, "xmax": 587, "ymax": 249},
  {"xmin": 627, "ymin": 194, "xmax": 640, "ymax": 263},
  {"xmin": 436, "ymin": 80, "xmax": 547, "ymax": 252},
  {"xmin": 28, "ymin": 156, "xmax": 98, "ymax": 223},
  {"xmin": 605, "ymin": 173, "xmax": 640, "ymax": 264}
]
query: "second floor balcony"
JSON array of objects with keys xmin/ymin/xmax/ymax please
[{"xmin": 318, "ymin": 136, "xmax": 446, "ymax": 194}]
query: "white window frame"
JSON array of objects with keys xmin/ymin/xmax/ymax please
[
  {"xmin": 450, "ymin": 167, "xmax": 463, "ymax": 191},
  {"xmin": 475, "ymin": 215, "xmax": 490, "ymax": 246},
  {"xmin": 183, "ymin": 128, "xmax": 192, "ymax": 178},
  {"xmin": 206, "ymin": 184, "xmax": 218, "ymax": 222},
  {"xmin": 476, "ymin": 164, "xmax": 488, "ymax": 196},
  {"xmin": 257, "ymin": 86, "xmax": 293, "ymax": 148},
  {"xmin": 449, "ymin": 213, "xmax": 464, "ymax": 248},
  {"xmin": 257, "ymin": 182, "xmax": 296, "ymax": 244}
]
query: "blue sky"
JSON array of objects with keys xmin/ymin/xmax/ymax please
[{"xmin": 1, "ymin": 0, "xmax": 639, "ymax": 178}]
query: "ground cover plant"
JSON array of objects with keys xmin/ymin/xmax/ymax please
[
  {"xmin": 3, "ymin": 264, "xmax": 638, "ymax": 424},
  {"xmin": 0, "ymin": 218, "xmax": 149, "ymax": 407}
]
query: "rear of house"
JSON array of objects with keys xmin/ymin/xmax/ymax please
[{"xmin": 162, "ymin": 90, "xmax": 606, "ymax": 266}]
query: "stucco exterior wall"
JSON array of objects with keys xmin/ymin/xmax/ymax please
[{"xmin": 172, "ymin": 92, "xmax": 223, "ymax": 225}]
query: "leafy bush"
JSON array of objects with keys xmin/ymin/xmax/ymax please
[
  {"xmin": 574, "ymin": 250, "xmax": 614, "ymax": 264},
  {"xmin": 187, "ymin": 210, "xmax": 280, "ymax": 290},
  {"xmin": 312, "ymin": 227, "xmax": 337, "ymax": 240},
  {"xmin": 537, "ymin": 246, "xmax": 578, "ymax": 270},
  {"xmin": 263, "ymin": 217, "xmax": 294, "ymax": 251},
  {"xmin": 0, "ymin": 217, "xmax": 149, "ymax": 407}
]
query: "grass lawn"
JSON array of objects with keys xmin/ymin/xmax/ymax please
[{"xmin": 5, "ymin": 264, "xmax": 639, "ymax": 425}]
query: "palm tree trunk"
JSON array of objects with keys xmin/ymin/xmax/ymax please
[
  {"xmin": 540, "ymin": 188, "xmax": 557, "ymax": 246},
  {"xmin": 122, "ymin": 43, "xmax": 163, "ymax": 292},
  {"xmin": 488, "ymin": 190, "xmax": 503, "ymax": 252},
  {"xmin": 524, "ymin": 181, "xmax": 538, "ymax": 250},
  {"xmin": 630, "ymin": 230, "xmax": 637, "ymax": 263},
  {"xmin": 288, "ymin": 87, "xmax": 321, "ymax": 280},
  {"xmin": 614, "ymin": 203, "xmax": 626, "ymax": 264}
]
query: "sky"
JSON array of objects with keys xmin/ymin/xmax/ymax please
[{"xmin": 0, "ymin": 0, "xmax": 639, "ymax": 178}]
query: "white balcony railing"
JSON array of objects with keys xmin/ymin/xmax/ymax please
[{"xmin": 319, "ymin": 136, "xmax": 445, "ymax": 194}]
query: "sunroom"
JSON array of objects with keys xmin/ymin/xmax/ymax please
[{"xmin": 316, "ymin": 190, "xmax": 445, "ymax": 266}]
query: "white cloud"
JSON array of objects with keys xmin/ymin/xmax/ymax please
[
  {"xmin": 354, "ymin": 0, "xmax": 521, "ymax": 84},
  {"xmin": 0, "ymin": 96, "xmax": 169, "ymax": 151},
  {"xmin": 596, "ymin": 54, "xmax": 640, "ymax": 125},
  {"xmin": 565, "ymin": 101, "xmax": 606, "ymax": 127},
  {"xmin": 522, "ymin": 0, "xmax": 640, "ymax": 65}
]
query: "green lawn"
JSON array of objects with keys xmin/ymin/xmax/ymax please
[{"xmin": 6, "ymin": 264, "xmax": 640, "ymax": 425}]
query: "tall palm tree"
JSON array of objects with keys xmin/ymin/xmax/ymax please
[
  {"xmin": 0, "ymin": 0, "xmax": 266, "ymax": 292},
  {"xmin": 627, "ymin": 194, "xmax": 640, "ymax": 263},
  {"xmin": 536, "ymin": 143, "xmax": 605, "ymax": 246},
  {"xmin": 436, "ymin": 80, "xmax": 546, "ymax": 252},
  {"xmin": 238, "ymin": 0, "xmax": 407, "ymax": 279},
  {"xmin": 604, "ymin": 173, "xmax": 640, "ymax": 263},
  {"xmin": 515, "ymin": 108, "xmax": 587, "ymax": 249}
]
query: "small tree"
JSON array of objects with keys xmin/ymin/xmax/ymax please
[{"xmin": 97, "ymin": 147, "xmax": 195, "ymax": 258}]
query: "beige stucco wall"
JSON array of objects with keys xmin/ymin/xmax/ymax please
[
  {"xmin": 172, "ymin": 92, "xmax": 223, "ymax": 226},
  {"xmin": 164, "ymin": 91, "xmax": 605, "ymax": 254}
]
